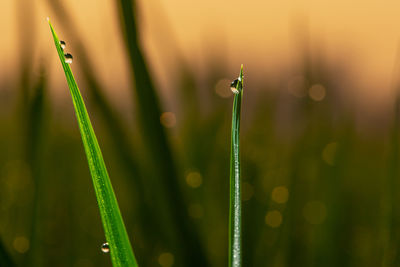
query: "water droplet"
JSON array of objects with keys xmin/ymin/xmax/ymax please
[
  {"xmin": 64, "ymin": 53, "xmax": 73, "ymax": 64},
  {"xmin": 230, "ymin": 79, "xmax": 240, "ymax": 94},
  {"xmin": 101, "ymin": 242, "xmax": 110, "ymax": 253},
  {"xmin": 59, "ymin": 40, "xmax": 66, "ymax": 50}
]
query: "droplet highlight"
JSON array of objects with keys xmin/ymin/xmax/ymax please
[
  {"xmin": 60, "ymin": 40, "xmax": 66, "ymax": 50},
  {"xmin": 230, "ymin": 79, "xmax": 239, "ymax": 94},
  {"xmin": 64, "ymin": 53, "xmax": 73, "ymax": 64},
  {"xmin": 101, "ymin": 242, "xmax": 110, "ymax": 253}
]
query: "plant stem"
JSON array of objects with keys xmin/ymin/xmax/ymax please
[{"xmin": 229, "ymin": 65, "xmax": 244, "ymax": 267}]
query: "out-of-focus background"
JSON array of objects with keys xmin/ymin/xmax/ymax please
[{"xmin": 2, "ymin": 0, "xmax": 400, "ymax": 266}]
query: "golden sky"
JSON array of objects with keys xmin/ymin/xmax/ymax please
[{"xmin": 2, "ymin": 0, "xmax": 400, "ymax": 108}]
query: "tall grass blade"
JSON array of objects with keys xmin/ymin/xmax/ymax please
[
  {"xmin": 44, "ymin": 1, "xmax": 141, "ymax": 185},
  {"xmin": 44, "ymin": 2, "xmax": 166, "ymax": 260},
  {"xmin": 47, "ymin": 20, "xmax": 138, "ymax": 267},
  {"xmin": 229, "ymin": 65, "xmax": 244, "ymax": 267}
]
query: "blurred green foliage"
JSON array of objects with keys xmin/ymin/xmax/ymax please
[{"xmin": 1, "ymin": 0, "xmax": 400, "ymax": 267}]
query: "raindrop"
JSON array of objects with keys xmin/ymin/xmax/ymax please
[
  {"xmin": 59, "ymin": 40, "xmax": 66, "ymax": 50},
  {"xmin": 230, "ymin": 79, "xmax": 240, "ymax": 94},
  {"xmin": 101, "ymin": 242, "xmax": 110, "ymax": 253},
  {"xmin": 64, "ymin": 53, "xmax": 73, "ymax": 64}
]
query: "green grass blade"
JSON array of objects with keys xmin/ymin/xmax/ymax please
[
  {"xmin": 229, "ymin": 65, "xmax": 244, "ymax": 267},
  {"xmin": 47, "ymin": 20, "xmax": 138, "ymax": 267}
]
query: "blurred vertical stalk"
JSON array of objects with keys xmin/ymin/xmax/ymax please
[
  {"xmin": 229, "ymin": 66, "xmax": 243, "ymax": 267},
  {"xmin": 382, "ymin": 54, "xmax": 400, "ymax": 266},
  {"xmin": 115, "ymin": 0, "xmax": 208, "ymax": 265},
  {"xmin": 16, "ymin": 0, "xmax": 36, "ymax": 110},
  {"xmin": 16, "ymin": 1, "xmax": 42, "ymax": 264},
  {"xmin": 0, "ymin": 238, "xmax": 14, "ymax": 267},
  {"xmin": 381, "ymin": 101, "xmax": 399, "ymax": 267},
  {"xmin": 22, "ymin": 69, "xmax": 47, "ymax": 267}
]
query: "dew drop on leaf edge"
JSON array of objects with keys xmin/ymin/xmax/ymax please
[
  {"xmin": 59, "ymin": 40, "xmax": 66, "ymax": 50},
  {"xmin": 101, "ymin": 242, "xmax": 110, "ymax": 253},
  {"xmin": 64, "ymin": 53, "xmax": 73, "ymax": 64},
  {"xmin": 230, "ymin": 79, "xmax": 240, "ymax": 94}
]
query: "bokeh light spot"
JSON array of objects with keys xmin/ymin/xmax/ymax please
[
  {"xmin": 288, "ymin": 75, "xmax": 308, "ymax": 98},
  {"xmin": 185, "ymin": 172, "xmax": 202, "ymax": 188},
  {"xmin": 188, "ymin": 203, "xmax": 204, "ymax": 219},
  {"xmin": 271, "ymin": 186, "xmax": 289, "ymax": 204},
  {"xmin": 160, "ymin": 112, "xmax": 176, "ymax": 128},
  {"xmin": 158, "ymin": 252, "xmax": 174, "ymax": 267},
  {"xmin": 215, "ymin": 79, "xmax": 232, "ymax": 98},
  {"xmin": 74, "ymin": 258, "xmax": 93, "ymax": 267},
  {"xmin": 242, "ymin": 182, "xmax": 254, "ymax": 201},
  {"xmin": 309, "ymin": 84, "xmax": 326, "ymax": 101},
  {"xmin": 13, "ymin": 236, "xmax": 29, "ymax": 254},
  {"xmin": 303, "ymin": 201, "xmax": 327, "ymax": 225},
  {"xmin": 265, "ymin": 210, "xmax": 283, "ymax": 228},
  {"xmin": 322, "ymin": 142, "xmax": 338, "ymax": 166}
]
